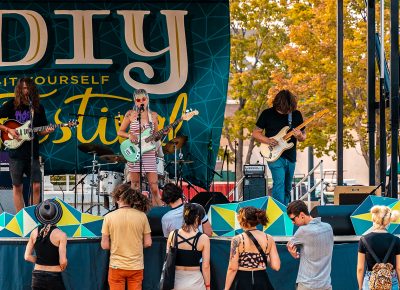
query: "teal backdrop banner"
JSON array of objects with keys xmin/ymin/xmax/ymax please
[{"xmin": 0, "ymin": 0, "xmax": 230, "ymax": 189}]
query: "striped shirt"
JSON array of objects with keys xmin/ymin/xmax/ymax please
[
  {"xmin": 127, "ymin": 120, "xmax": 157, "ymax": 173},
  {"xmin": 290, "ymin": 217, "xmax": 333, "ymax": 289}
]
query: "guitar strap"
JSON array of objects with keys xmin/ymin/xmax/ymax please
[{"xmin": 288, "ymin": 113, "xmax": 292, "ymax": 129}]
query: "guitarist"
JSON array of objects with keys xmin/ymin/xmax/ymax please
[
  {"xmin": 252, "ymin": 90, "xmax": 306, "ymax": 205},
  {"xmin": 118, "ymin": 89, "xmax": 163, "ymax": 206},
  {"xmin": 0, "ymin": 78, "xmax": 53, "ymax": 212}
]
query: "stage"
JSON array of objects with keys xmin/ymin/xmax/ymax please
[{"xmin": 2, "ymin": 236, "xmax": 359, "ymax": 290}]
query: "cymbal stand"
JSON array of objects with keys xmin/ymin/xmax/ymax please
[
  {"xmin": 89, "ymin": 152, "xmax": 99, "ymax": 214},
  {"xmin": 174, "ymin": 143, "xmax": 178, "ymax": 184}
]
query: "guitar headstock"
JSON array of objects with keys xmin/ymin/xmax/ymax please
[
  {"xmin": 314, "ymin": 109, "xmax": 329, "ymax": 119},
  {"xmin": 182, "ymin": 109, "xmax": 199, "ymax": 121}
]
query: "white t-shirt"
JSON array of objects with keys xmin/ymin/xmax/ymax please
[{"xmin": 161, "ymin": 203, "xmax": 208, "ymax": 238}]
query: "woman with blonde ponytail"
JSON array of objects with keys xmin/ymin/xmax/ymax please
[
  {"xmin": 357, "ymin": 205, "xmax": 400, "ymax": 289},
  {"xmin": 224, "ymin": 206, "xmax": 280, "ymax": 290}
]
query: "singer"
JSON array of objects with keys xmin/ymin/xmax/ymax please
[
  {"xmin": 0, "ymin": 78, "xmax": 54, "ymax": 212},
  {"xmin": 117, "ymin": 89, "xmax": 162, "ymax": 206}
]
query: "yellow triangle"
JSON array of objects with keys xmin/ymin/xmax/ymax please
[
  {"xmin": 266, "ymin": 198, "xmax": 282, "ymax": 225},
  {"xmin": 5, "ymin": 216, "xmax": 22, "ymax": 236},
  {"xmin": 73, "ymin": 225, "xmax": 82, "ymax": 237},
  {"xmin": 81, "ymin": 213, "xmax": 103, "ymax": 224},
  {"xmin": 57, "ymin": 203, "xmax": 80, "ymax": 226},
  {"xmin": 214, "ymin": 207, "xmax": 236, "ymax": 228},
  {"xmin": 352, "ymin": 212, "xmax": 372, "ymax": 221}
]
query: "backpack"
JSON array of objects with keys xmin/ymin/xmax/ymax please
[{"xmin": 361, "ymin": 236, "xmax": 396, "ymax": 290}]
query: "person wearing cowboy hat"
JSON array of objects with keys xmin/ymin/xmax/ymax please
[{"xmin": 24, "ymin": 199, "xmax": 68, "ymax": 290}]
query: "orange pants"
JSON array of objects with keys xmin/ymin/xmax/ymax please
[{"xmin": 108, "ymin": 267, "xmax": 144, "ymax": 290}]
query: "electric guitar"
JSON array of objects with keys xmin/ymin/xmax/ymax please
[
  {"xmin": 120, "ymin": 109, "xmax": 199, "ymax": 163},
  {"xmin": 1, "ymin": 119, "xmax": 78, "ymax": 149},
  {"xmin": 260, "ymin": 109, "xmax": 328, "ymax": 162}
]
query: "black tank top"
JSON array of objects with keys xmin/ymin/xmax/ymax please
[
  {"xmin": 175, "ymin": 231, "xmax": 203, "ymax": 267},
  {"xmin": 34, "ymin": 225, "xmax": 60, "ymax": 266}
]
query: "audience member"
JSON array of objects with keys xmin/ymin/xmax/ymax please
[
  {"xmin": 166, "ymin": 203, "xmax": 210, "ymax": 290},
  {"xmin": 161, "ymin": 183, "xmax": 212, "ymax": 237},
  {"xmin": 224, "ymin": 206, "xmax": 280, "ymax": 290},
  {"xmin": 286, "ymin": 200, "xmax": 333, "ymax": 290},
  {"xmin": 24, "ymin": 199, "xmax": 67, "ymax": 290},
  {"xmin": 101, "ymin": 183, "xmax": 152, "ymax": 290},
  {"xmin": 357, "ymin": 205, "xmax": 400, "ymax": 290}
]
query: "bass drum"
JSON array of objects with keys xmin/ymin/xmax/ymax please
[{"xmin": 99, "ymin": 171, "xmax": 124, "ymax": 195}]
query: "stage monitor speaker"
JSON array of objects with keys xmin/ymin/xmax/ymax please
[
  {"xmin": 310, "ymin": 205, "xmax": 357, "ymax": 236},
  {"xmin": 190, "ymin": 191, "xmax": 229, "ymax": 213},
  {"xmin": 147, "ymin": 206, "xmax": 172, "ymax": 237},
  {"xmin": 334, "ymin": 186, "xmax": 381, "ymax": 205},
  {"xmin": 243, "ymin": 177, "xmax": 266, "ymax": 201}
]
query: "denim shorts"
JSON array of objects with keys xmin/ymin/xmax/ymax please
[{"xmin": 9, "ymin": 158, "xmax": 41, "ymax": 185}]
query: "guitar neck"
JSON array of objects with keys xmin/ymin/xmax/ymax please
[
  {"xmin": 283, "ymin": 115, "xmax": 318, "ymax": 140},
  {"xmin": 32, "ymin": 123, "xmax": 61, "ymax": 133},
  {"xmin": 146, "ymin": 117, "xmax": 184, "ymax": 142}
]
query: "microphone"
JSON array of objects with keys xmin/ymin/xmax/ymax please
[{"xmin": 139, "ymin": 104, "xmax": 145, "ymax": 112}]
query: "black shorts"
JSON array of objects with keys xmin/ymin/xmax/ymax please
[
  {"xmin": 32, "ymin": 270, "xmax": 65, "ymax": 290},
  {"xmin": 230, "ymin": 270, "xmax": 274, "ymax": 290},
  {"xmin": 9, "ymin": 158, "xmax": 41, "ymax": 185}
]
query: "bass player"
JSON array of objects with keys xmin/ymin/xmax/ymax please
[
  {"xmin": 0, "ymin": 77, "xmax": 53, "ymax": 212},
  {"xmin": 117, "ymin": 89, "xmax": 163, "ymax": 206},
  {"xmin": 252, "ymin": 89, "xmax": 306, "ymax": 205}
]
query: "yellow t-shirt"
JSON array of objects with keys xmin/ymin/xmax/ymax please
[{"xmin": 101, "ymin": 208, "xmax": 151, "ymax": 270}]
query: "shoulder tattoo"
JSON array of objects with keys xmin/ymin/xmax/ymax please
[{"xmin": 230, "ymin": 238, "xmax": 239, "ymax": 259}]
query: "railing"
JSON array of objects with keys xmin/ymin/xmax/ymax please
[
  {"xmin": 227, "ymin": 175, "xmax": 245, "ymax": 201},
  {"xmin": 292, "ymin": 160, "xmax": 324, "ymax": 211}
]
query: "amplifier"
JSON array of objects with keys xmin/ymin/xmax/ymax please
[{"xmin": 243, "ymin": 164, "xmax": 265, "ymax": 177}]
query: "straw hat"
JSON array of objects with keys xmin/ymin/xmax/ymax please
[{"xmin": 35, "ymin": 199, "xmax": 62, "ymax": 225}]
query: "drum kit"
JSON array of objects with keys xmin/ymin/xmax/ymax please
[{"xmin": 77, "ymin": 135, "xmax": 193, "ymax": 214}]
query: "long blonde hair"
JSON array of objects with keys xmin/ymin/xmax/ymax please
[{"xmin": 371, "ymin": 205, "xmax": 399, "ymax": 230}]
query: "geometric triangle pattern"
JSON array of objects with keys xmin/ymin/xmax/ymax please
[
  {"xmin": 350, "ymin": 195, "xmax": 400, "ymax": 235},
  {"xmin": 0, "ymin": 198, "xmax": 104, "ymax": 238},
  {"xmin": 209, "ymin": 196, "xmax": 294, "ymax": 237}
]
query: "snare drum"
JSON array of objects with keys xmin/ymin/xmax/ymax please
[
  {"xmin": 99, "ymin": 171, "xmax": 124, "ymax": 195},
  {"xmin": 156, "ymin": 157, "xmax": 165, "ymax": 176}
]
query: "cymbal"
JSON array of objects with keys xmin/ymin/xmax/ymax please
[
  {"xmin": 163, "ymin": 136, "xmax": 188, "ymax": 154},
  {"xmin": 78, "ymin": 143, "xmax": 114, "ymax": 156},
  {"xmin": 100, "ymin": 154, "xmax": 126, "ymax": 163},
  {"xmin": 171, "ymin": 159, "xmax": 194, "ymax": 164}
]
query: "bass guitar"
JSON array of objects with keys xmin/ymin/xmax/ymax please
[
  {"xmin": 120, "ymin": 109, "xmax": 199, "ymax": 163},
  {"xmin": 1, "ymin": 119, "xmax": 78, "ymax": 149},
  {"xmin": 260, "ymin": 109, "xmax": 328, "ymax": 162}
]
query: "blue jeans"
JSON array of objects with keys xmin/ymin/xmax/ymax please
[
  {"xmin": 363, "ymin": 272, "xmax": 399, "ymax": 289},
  {"xmin": 267, "ymin": 157, "xmax": 295, "ymax": 205}
]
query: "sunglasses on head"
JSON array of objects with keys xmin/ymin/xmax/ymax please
[{"xmin": 135, "ymin": 97, "xmax": 147, "ymax": 102}]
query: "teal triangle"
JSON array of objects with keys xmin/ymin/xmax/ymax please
[
  {"xmin": 4, "ymin": 213, "xmax": 14, "ymax": 225},
  {"xmin": 221, "ymin": 230, "xmax": 237, "ymax": 237},
  {"xmin": 351, "ymin": 218, "xmax": 372, "ymax": 235},
  {"xmin": 391, "ymin": 225, "xmax": 400, "ymax": 234},
  {"xmin": 370, "ymin": 196, "xmax": 397, "ymax": 206},
  {"xmin": 211, "ymin": 203, "xmax": 239, "ymax": 211},
  {"xmin": 283, "ymin": 215, "xmax": 294, "ymax": 236},
  {"xmin": 81, "ymin": 220, "xmax": 103, "ymax": 237},
  {"xmin": 81, "ymin": 226, "xmax": 96, "ymax": 237},
  {"xmin": 24, "ymin": 206, "xmax": 36, "ymax": 219},
  {"xmin": 387, "ymin": 223, "xmax": 398, "ymax": 233},
  {"xmin": 352, "ymin": 196, "xmax": 374, "ymax": 216},
  {"xmin": 213, "ymin": 230, "xmax": 231, "ymax": 236},
  {"xmin": 239, "ymin": 197, "xmax": 268, "ymax": 209},
  {"xmin": 16, "ymin": 213, "xmax": 23, "ymax": 229},
  {"xmin": 0, "ymin": 213, "xmax": 6, "ymax": 228},
  {"xmin": 265, "ymin": 215, "xmax": 287, "ymax": 236},
  {"xmin": 58, "ymin": 225, "xmax": 79, "ymax": 238},
  {"xmin": 210, "ymin": 207, "xmax": 233, "ymax": 231},
  {"xmin": 0, "ymin": 228, "xmax": 20, "ymax": 237}
]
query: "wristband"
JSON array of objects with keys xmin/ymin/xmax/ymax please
[{"xmin": 205, "ymin": 284, "xmax": 210, "ymax": 288}]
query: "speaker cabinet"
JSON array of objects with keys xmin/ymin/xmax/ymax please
[
  {"xmin": 243, "ymin": 177, "xmax": 266, "ymax": 201},
  {"xmin": 310, "ymin": 205, "xmax": 358, "ymax": 235},
  {"xmin": 334, "ymin": 186, "xmax": 381, "ymax": 205},
  {"xmin": 190, "ymin": 192, "xmax": 229, "ymax": 213}
]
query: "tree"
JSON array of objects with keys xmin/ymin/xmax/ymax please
[{"xmin": 225, "ymin": 0, "xmax": 288, "ymax": 187}]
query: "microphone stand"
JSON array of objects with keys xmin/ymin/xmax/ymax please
[
  {"xmin": 29, "ymin": 99, "xmax": 35, "ymax": 206},
  {"xmin": 220, "ymin": 145, "xmax": 228, "ymax": 196},
  {"xmin": 369, "ymin": 182, "xmax": 383, "ymax": 195},
  {"xmin": 187, "ymin": 152, "xmax": 222, "ymax": 188},
  {"xmin": 138, "ymin": 105, "xmax": 144, "ymax": 193}
]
